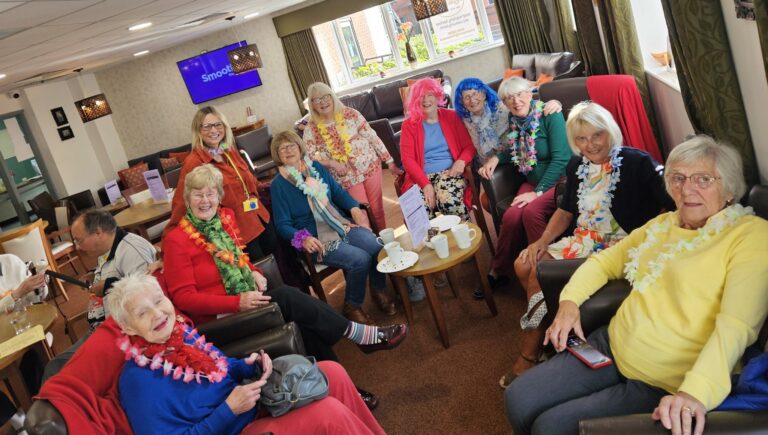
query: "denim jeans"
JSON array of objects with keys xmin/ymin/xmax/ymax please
[{"xmin": 320, "ymin": 227, "xmax": 385, "ymax": 306}]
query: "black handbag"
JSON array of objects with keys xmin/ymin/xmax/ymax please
[{"xmin": 259, "ymin": 355, "xmax": 329, "ymax": 417}]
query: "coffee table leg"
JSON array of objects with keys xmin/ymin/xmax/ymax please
[
  {"xmin": 445, "ymin": 269, "xmax": 460, "ymax": 298},
  {"xmin": 421, "ymin": 274, "xmax": 450, "ymax": 348},
  {"xmin": 473, "ymin": 258, "xmax": 498, "ymax": 316},
  {"xmin": 391, "ymin": 274, "xmax": 413, "ymax": 324}
]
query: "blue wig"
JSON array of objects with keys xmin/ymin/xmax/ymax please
[{"xmin": 454, "ymin": 78, "xmax": 500, "ymax": 119}]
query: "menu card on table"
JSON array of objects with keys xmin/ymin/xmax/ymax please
[
  {"xmin": 399, "ymin": 185, "xmax": 430, "ymax": 249},
  {"xmin": 143, "ymin": 169, "xmax": 169, "ymax": 202},
  {"xmin": 104, "ymin": 180, "xmax": 122, "ymax": 205}
]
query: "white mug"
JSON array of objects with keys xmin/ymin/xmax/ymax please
[
  {"xmin": 377, "ymin": 228, "xmax": 396, "ymax": 245},
  {"xmin": 384, "ymin": 241, "xmax": 404, "ymax": 264},
  {"xmin": 431, "ymin": 234, "xmax": 450, "ymax": 259},
  {"xmin": 451, "ymin": 223, "xmax": 477, "ymax": 249}
]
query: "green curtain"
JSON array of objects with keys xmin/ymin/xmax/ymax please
[
  {"xmin": 496, "ymin": 0, "xmax": 553, "ymax": 59},
  {"xmin": 281, "ymin": 29, "xmax": 330, "ymax": 115},
  {"xmin": 661, "ymin": 0, "xmax": 759, "ymax": 186},
  {"xmin": 755, "ymin": 0, "xmax": 768, "ymax": 82},
  {"xmin": 553, "ymin": 0, "xmax": 582, "ymax": 59},
  {"xmin": 571, "ymin": 0, "xmax": 609, "ymax": 75}
]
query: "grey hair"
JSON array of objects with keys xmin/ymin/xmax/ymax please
[
  {"xmin": 665, "ymin": 135, "xmax": 746, "ymax": 202},
  {"xmin": 74, "ymin": 210, "xmax": 117, "ymax": 234},
  {"xmin": 182, "ymin": 164, "xmax": 224, "ymax": 206},
  {"xmin": 566, "ymin": 101, "xmax": 623, "ymax": 155},
  {"xmin": 106, "ymin": 274, "xmax": 165, "ymax": 329},
  {"xmin": 306, "ymin": 82, "xmax": 344, "ymax": 123},
  {"xmin": 497, "ymin": 76, "xmax": 533, "ymax": 101}
]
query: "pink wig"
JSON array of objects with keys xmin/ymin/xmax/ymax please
[{"xmin": 406, "ymin": 78, "xmax": 446, "ymax": 124}]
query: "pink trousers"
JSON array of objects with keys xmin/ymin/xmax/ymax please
[
  {"xmin": 346, "ymin": 165, "xmax": 386, "ymax": 231},
  {"xmin": 242, "ymin": 361, "xmax": 385, "ymax": 435}
]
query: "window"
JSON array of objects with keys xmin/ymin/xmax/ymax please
[{"xmin": 313, "ymin": 0, "xmax": 504, "ymax": 89}]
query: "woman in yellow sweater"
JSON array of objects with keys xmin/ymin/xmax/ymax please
[{"xmin": 504, "ymin": 135, "xmax": 768, "ymax": 435}]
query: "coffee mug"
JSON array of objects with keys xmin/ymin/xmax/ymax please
[
  {"xmin": 431, "ymin": 234, "xmax": 450, "ymax": 259},
  {"xmin": 377, "ymin": 228, "xmax": 396, "ymax": 245},
  {"xmin": 384, "ymin": 241, "xmax": 404, "ymax": 264},
  {"xmin": 451, "ymin": 223, "xmax": 477, "ymax": 249}
]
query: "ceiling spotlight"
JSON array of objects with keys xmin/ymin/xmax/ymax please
[
  {"xmin": 133, "ymin": 50, "xmax": 150, "ymax": 57},
  {"xmin": 129, "ymin": 22, "xmax": 152, "ymax": 31},
  {"xmin": 0, "ymin": 73, "xmax": 6, "ymax": 80},
  {"xmin": 243, "ymin": 12, "xmax": 260, "ymax": 19}
]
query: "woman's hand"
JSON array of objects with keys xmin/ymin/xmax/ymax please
[
  {"xmin": 388, "ymin": 161, "xmax": 404, "ymax": 177},
  {"xmin": 478, "ymin": 156, "xmax": 499, "ymax": 180},
  {"xmin": 544, "ymin": 300, "xmax": 584, "ymax": 352},
  {"xmin": 519, "ymin": 238, "xmax": 549, "ymax": 267},
  {"xmin": 543, "ymin": 100, "xmax": 563, "ymax": 116},
  {"xmin": 245, "ymin": 350, "xmax": 274, "ymax": 381},
  {"xmin": 652, "ymin": 392, "xmax": 706, "ymax": 435},
  {"xmin": 251, "ymin": 271, "xmax": 268, "ymax": 291},
  {"xmin": 511, "ymin": 191, "xmax": 539, "ymax": 208},
  {"xmin": 239, "ymin": 291, "xmax": 272, "ymax": 311},
  {"xmin": 302, "ymin": 236, "xmax": 325, "ymax": 255},
  {"xmin": 225, "ymin": 379, "xmax": 267, "ymax": 415},
  {"xmin": 146, "ymin": 260, "xmax": 164, "ymax": 274},
  {"xmin": 422, "ymin": 184, "xmax": 437, "ymax": 209},
  {"xmin": 350, "ymin": 207, "xmax": 370, "ymax": 229},
  {"xmin": 14, "ymin": 273, "xmax": 47, "ymax": 299},
  {"xmin": 447, "ymin": 159, "xmax": 466, "ymax": 177}
]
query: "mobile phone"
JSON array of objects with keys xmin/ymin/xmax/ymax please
[{"xmin": 566, "ymin": 335, "xmax": 613, "ymax": 369}]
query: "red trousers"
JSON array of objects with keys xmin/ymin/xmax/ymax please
[
  {"xmin": 492, "ymin": 182, "xmax": 558, "ymax": 275},
  {"xmin": 242, "ymin": 361, "xmax": 385, "ymax": 435},
  {"xmin": 346, "ymin": 165, "xmax": 386, "ymax": 231}
]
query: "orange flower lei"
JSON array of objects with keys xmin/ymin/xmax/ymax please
[
  {"xmin": 179, "ymin": 212, "xmax": 250, "ymax": 268},
  {"xmin": 316, "ymin": 111, "xmax": 352, "ymax": 164}
]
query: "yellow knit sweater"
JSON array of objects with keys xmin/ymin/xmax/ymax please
[{"xmin": 560, "ymin": 209, "xmax": 768, "ymax": 410}]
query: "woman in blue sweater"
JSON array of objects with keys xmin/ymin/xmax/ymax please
[
  {"xmin": 269, "ymin": 130, "xmax": 392, "ymax": 324},
  {"xmin": 109, "ymin": 274, "xmax": 385, "ymax": 435}
]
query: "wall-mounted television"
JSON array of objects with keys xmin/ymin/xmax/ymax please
[{"xmin": 176, "ymin": 41, "xmax": 262, "ymax": 104}]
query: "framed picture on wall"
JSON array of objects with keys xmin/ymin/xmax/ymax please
[
  {"xmin": 51, "ymin": 107, "xmax": 68, "ymax": 126},
  {"xmin": 57, "ymin": 125, "xmax": 74, "ymax": 141},
  {"xmin": 734, "ymin": 1, "xmax": 755, "ymax": 20}
]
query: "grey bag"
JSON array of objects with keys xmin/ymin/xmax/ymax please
[{"xmin": 259, "ymin": 354, "xmax": 329, "ymax": 417}]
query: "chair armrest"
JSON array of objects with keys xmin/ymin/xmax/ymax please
[
  {"xmin": 25, "ymin": 399, "xmax": 67, "ymax": 435},
  {"xmin": 217, "ymin": 322, "xmax": 306, "ymax": 359},
  {"xmin": 554, "ymin": 61, "xmax": 584, "ymax": 80},
  {"xmin": 198, "ymin": 303, "xmax": 284, "ymax": 347},
  {"xmin": 480, "ymin": 164, "xmax": 525, "ymax": 229},
  {"xmin": 254, "ymin": 254, "xmax": 284, "ymax": 288},
  {"xmin": 580, "ymin": 411, "xmax": 768, "ymax": 434},
  {"xmin": 239, "ymin": 149, "xmax": 257, "ymax": 172}
]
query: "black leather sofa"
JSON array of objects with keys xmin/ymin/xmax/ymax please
[{"xmin": 487, "ymin": 51, "xmax": 584, "ymax": 92}]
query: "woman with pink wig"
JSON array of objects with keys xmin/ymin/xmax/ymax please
[{"xmin": 399, "ymin": 77, "xmax": 475, "ymax": 220}]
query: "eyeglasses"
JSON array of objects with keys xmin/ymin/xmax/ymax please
[
  {"xmin": 503, "ymin": 91, "xmax": 530, "ymax": 102},
  {"xmin": 72, "ymin": 232, "xmax": 91, "ymax": 246},
  {"xmin": 666, "ymin": 173, "xmax": 722, "ymax": 190},
  {"xmin": 461, "ymin": 92, "xmax": 485, "ymax": 103},
  {"xmin": 200, "ymin": 122, "xmax": 225, "ymax": 131},
  {"xmin": 574, "ymin": 131, "xmax": 606, "ymax": 146},
  {"xmin": 311, "ymin": 94, "xmax": 332, "ymax": 105},
  {"xmin": 190, "ymin": 191, "xmax": 218, "ymax": 201},
  {"xmin": 278, "ymin": 143, "xmax": 299, "ymax": 153}
]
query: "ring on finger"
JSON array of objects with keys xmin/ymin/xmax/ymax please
[{"xmin": 682, "ymin": 405, "xmax": 693, "ymax": 414}]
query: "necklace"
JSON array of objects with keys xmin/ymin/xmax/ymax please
[
  {"xmin": 575, "ymin": 146, "xmax": 623, "ymax": 231},
  {"xmin": 624, "ymin": 204, "xmax": 752, "ymax": 293},
  {"xmin": 117, "ymin": 317, "xmax": 229, "ymax": 383},
  {"xmin": 504, "ymin": 100, "xmax": 544, "ymax": 174},
  {"xmin": 284, "ymin": 162, "xmax": 329, "ymax": 203},
  {"xmin": 316, "ymin": 112, "xmax": 352, "ymax": 164},
  {"xmin": 179, "ymin": 211, "xmax": 250, "ymax": 268}
]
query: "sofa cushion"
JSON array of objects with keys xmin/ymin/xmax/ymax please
[
  {"xmin": 503, "ymin": 68, "xmax": 525, "ymax": 79},
  {"xmin": 118, "ymin": 162, "xmax": 148, "ymax": 188},
  {"xmin": 535, "ymin": 52, "xmax": 574, "ymax": 79},
  {"xmin": 169, "ymin": 151, "xmax": 191, "ymax": 164},
  {"xmin": 339, "ymin": 91, "xmax": 378, "ymax": 121},
  {"xmin": 512, "ymin": 53, "xmax": 536, "ymax": 79},
  {"xmin": 371, "ymin": 69, "xmax": 445, "ymax": 119},
  {"xmin": 159, "ymin": 157, "xmax": 179, "ymax": 171}
]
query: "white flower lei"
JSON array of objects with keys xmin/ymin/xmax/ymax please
[
  {"xmin": 576, "ymin": 146, "xmax": 622, "ymax": 230},
  {"xmin": 623, "ymin": 204, "xmax": 753, "ymax": 292},
  {"xmin": 285, "ymin": 162, "xmax": 329, "ymax": 203}
]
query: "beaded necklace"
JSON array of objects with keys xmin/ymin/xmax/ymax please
[
  {"xmin": 504, "ymin": 100, "xmax": 544, "ymax": 174},
  {"xmin": 316, "ymin": 112, "xmax": 352, "ymax": 164},
  {"xmin": 575, "ymin": 146, "xmax": 623, "ymax": 230}
]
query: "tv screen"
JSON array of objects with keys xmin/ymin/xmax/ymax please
[{"xmin": 177, "ymin": 41, "xmax": 262, "ymax": 104}]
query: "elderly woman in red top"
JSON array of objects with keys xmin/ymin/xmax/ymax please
[
  {"xmin": 400, "ymin": 77, "xmax": 476, "ymax": 220},
  {"xmin": 167, "ymin": 106, "xmax": 275, "ymax": 262},
  {"xmin": 302, "ymin": 82, "xmax": 401, "ymax": 230}
]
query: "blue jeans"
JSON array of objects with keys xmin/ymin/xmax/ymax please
[{"xmin": 320, "ymin": 227, "xmax": 385, "ymax": 306}]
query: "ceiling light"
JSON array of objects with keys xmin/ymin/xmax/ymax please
[
  {"xmin": 243, "ymin": 12, "xmax": 260, "ymax": 19},
  {"xmin": 133, "ymin": 50, "xmax": 149, "ymax": 57},
  {"xmin": 0, "ymin": 74, "xmax": 6, "ymax": 80},
  {"xmin": 129, "ymin": 22, "xmax": 152, "ymax": 31}
]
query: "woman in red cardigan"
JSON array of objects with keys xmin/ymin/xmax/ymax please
[
  {"xmin": 163, "ymin": 164, "xmax": 407, "ymax": 410},
  {"xmin": 400, "ymin": 78, "xmax": 476, "ymax": 220}
]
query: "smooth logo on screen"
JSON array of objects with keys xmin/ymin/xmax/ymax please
[{"xmin": 201, "ymin": 64, "xmax": 234, "ymax": 83}]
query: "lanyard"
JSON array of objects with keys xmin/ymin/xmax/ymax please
[{"xmin": 222, "ymin": 151, "xmax": 251, "ymax": 199}]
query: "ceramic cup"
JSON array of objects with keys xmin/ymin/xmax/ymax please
[
  {"xmin": 384, "ymin": 241, "xmax": 404, "ymax": 264},
  {"xmin": 431, "ymin": 234, "xmax": 450, "ymax": 259},
  {"xmin": 451, "ymin": 223, "xmax": 477, "ymax": 249},
  {"xmin": 377, "ymin": 228, "xmax": 396, "ymax": 245}
]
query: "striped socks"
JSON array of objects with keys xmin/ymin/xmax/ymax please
[{"xmin": 344, "ymin": 322, "xmax": 381, "ymax": 345}]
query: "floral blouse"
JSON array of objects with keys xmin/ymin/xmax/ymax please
[
  {"xmin": 463, "ymin": 104, "xmax": 509, "ymax": 163},
  {"xmin": 303, "ymin": 107, "xmax": 393, "ymax": 190}
]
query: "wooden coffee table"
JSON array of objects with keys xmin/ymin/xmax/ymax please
[
  {"xmin": 377, "ymin": 222, "xmax": 497, "ymax": 348},
  {"xmin": 114, "ymin": 197, "xmax": 172, "ymax": 240}
]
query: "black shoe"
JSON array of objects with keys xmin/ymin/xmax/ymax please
[
  {"xmin": 357, "ymin": 387, "xmax": 379, "ymax": 410},
  {"xmin": 488, "ymin": 274, "xmax": 510, "ymax": 289},
  {"xmin": 357, "ymin": 324, "xmax": 408, "ymax": 354},
  {"xmin": 473, "ymin": 288, "xmax": 490, "ymax": 300}
]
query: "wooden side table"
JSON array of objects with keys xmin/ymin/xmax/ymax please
[
  {"xmin": 114, "ymin": 197, "xmax": 172, "ymax": 240},
  {"xmin": 378, "ymin": 223, "xmax": 497, "ymax": 348}
]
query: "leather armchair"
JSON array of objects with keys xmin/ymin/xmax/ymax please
[
  {"xmin": 480, "ymin": 163, "xmax": 525, "ymax": 231},
  {"xmin": 235, "ymin": 125, "xmax": 277, "ymax": 179},
  {"xmin": 512, "ymin": 52, "xmax": 584, "ymax": 81}
]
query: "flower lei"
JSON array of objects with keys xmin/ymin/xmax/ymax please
[
  {"xmin": 623, "ymin": 204, "xmax": 753, "ymax": 293},
  {"xmin": 316, "ymin": 112, "xmax": 352, "ymax": 164},
  {"xmin": 285, "ymin": 163, "xmax": 329, "ymax": 203},
  {"xmin": 180, "ymin": 212, "xmax": 250, "ymax": 268},
  {"xmin": 504, "ymin": 100, "xmax": 544, "ymax": 174},
  {"xmin": 291, "ymin": 228, "xmax": 312, "ymax": 250},
  {"xmin": 575, "ymin": 146, "xmax": 623, "ymax": 231},
  {"xmin": 116, "ymin": 317, "xmax": 229, "ymax": 383}
]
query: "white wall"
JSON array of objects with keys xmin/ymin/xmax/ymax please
[
  {"xmin": 720, "ymin": 0, "xmax": 768, "ymax": 183},
  {"xmin": 0, "ymin": 94, "xmax": 22, "ymax": 116},
  {"xmin": 630, "ymin": 0, "xmax": 669, "ymax": 69}
]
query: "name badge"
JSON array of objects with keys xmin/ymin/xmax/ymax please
[{"xmin": 243, "ymin": 198, "xmax": 259, "ymax": 212}]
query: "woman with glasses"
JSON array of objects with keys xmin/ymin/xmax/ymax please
[
  {"xmin": 480, "ymin": 77, "xmax": 572, "ymax": 294},
  {"xmin": 498, "ymin": 102, "xmax": 673, "ymax": 388},
  {"xmin": 167, "ymin": 106, "xmax": 275, "ymax": 262},
  {"xmin": 506, "ymin": 135, "xmax": 768, "ymax": 435},
  {"xmin": 302, "ymin": 82, "xmax": 401, "ymax": 231}
]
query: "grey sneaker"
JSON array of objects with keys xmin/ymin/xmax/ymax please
[{"xmin": 406, "ymin": 276, "xmax": 426, "ymax": 302}]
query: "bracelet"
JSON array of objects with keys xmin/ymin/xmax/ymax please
[{"xmin": 291, "ymin": 229, "xmax": 312, "ymax": 250}]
